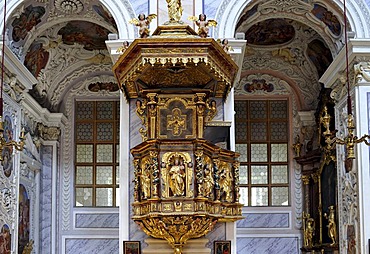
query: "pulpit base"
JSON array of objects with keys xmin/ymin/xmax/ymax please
[{"xmin": 143, "ymin": 237, "xmax": 211, "ymax": 254}]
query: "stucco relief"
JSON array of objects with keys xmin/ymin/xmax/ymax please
[
  {"xmin": 355, "ymin": 61, "xmax": 370, "ymax": 83},
  {"xmin": 335, "ymin": 103, "xmax": 361, "ymax": 254}
]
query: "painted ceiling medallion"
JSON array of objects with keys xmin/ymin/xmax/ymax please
[{"xmin": 55, "ymin": 0, "xmax": 84, "ymax": 14}]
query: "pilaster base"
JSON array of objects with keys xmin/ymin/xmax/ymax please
[{"xmin": 143, "ymin": 237, "xmax": 211, "ymax": 254}]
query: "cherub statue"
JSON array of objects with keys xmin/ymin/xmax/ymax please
[
  {"xmin": 116, "ymin": 41, "xmax": 129, "ymax": 54},
  {"xmin": 129, "ymin": 13, "xmax": 157, "ymax": 38},
  {"xmin": 189, "ymin": 14, "xmax": 217, "ymax": 38},
  {"xmin": 221, "ymin": 39, "xmax": 233, "ymax": 54}
]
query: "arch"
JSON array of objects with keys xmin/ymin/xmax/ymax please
[
  {"xmin": 215, "ymin": 0, "xmax": 370, "ymax": 39},
  {"xmin": 0, "ymin": 0, "xmax": 136, "ymax": 40}
]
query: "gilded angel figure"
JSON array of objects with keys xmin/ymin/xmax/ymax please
[
  {"xmin": 189, "ymin": 14, "xmax": 217, "ymax": 38},
  {"xmin": 129, "ymin": 13, "xmax": 157, "ymax": 38}
]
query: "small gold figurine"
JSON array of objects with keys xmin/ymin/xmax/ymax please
[
  {"xmin": 304, "ymin": 217, "xmax": 315, "ymax": 248},
  {"xmin": 189, "ymin": 14, "xmax": 217, "ymax": 38},
  {"xmin": 324, "ymin": 205, "xmax": 337, "ymax": 245},
  {"xmin": 203, "ymin": 164, "xmax": 214, "ymax": 197},
  {"xmin": 292, "ymin": 134, "xmax": 303, "ymax": 157},
  {"xmin": 116, "ymin": 41, "xmax": 129, "ymax": 54},
  {"xmin": 169, "ymin": 158, "xmax": 186, "ymax": 196},
  {"xmin": 129, "ymin": 13, "xmax": 157, "ymax": 38},
  {"xmin": 206, "ymin": 99, "xmax": 217, "ymax": 121}
]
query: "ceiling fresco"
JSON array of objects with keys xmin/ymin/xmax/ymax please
[
  {"xmin": 245, "ymin": 19, "xmax": 295, "ymax": 46},
  {"xmin": 4, "ymin": 0, "xmax": 345, "ymax": 113},
  {"xmin": 235, "ymin": 0, "xmax": 344, "ymax": 110},
  {"xmin": 57, "ymin": 21, "xmax": 111, "ymax": 51},
  {"xmin": 6, "ymin": 0, "xmax": 119, "ymax": 112}
]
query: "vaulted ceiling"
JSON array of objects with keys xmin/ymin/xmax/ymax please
[{"xmin": 5, "ymin": 0, "xmax": 346, "ymax": 113}]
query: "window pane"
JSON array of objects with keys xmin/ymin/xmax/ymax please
[
  {"xmin": 271, "ymin": 165, "xmax": 288, "ymax": 184},
  {"xmin": 116, "ymin": 166, "xmax": 120, "ymax": 185},
  {"xmin": 76, "ymin": 188, "xmax": 93, "ymax": 206},
  {"xmin": 251, "ymin": 143, "xmax": 267, "ymax": 162},
  {"xmin": 235, "ymin": 144, "xmax": 248, "ymax": 162},
  {"xmin": 250, "ymin": 101, "xmax": 266, "ymax": 119},
  {"xmin": 271, "ymin": 144, "xmax": 287, "ymax": 162},
  {"xmin": 76, "ymin": 144, "xmax": 93, "ymax": 163},
  {"xmin": 97, "ymin": 144, "xmax": 113, "ymax": 163},
  {"xmin": 270, "ymin": 122, "xmax": 287, "ymax": 141},
  {"xmin": 239, "ymin": 165, "xmax": 248, "ymax": 184},
  {"xmin": 251, "ymin": 187, "xmax": 268, "ymax": 206},
  {"xmin": 235, "ymin": 101, "xmax": 247, "ymax": 119},
  {"xmin": 250, "ymin": 122, "xmax": 266, "ymax": 141},
  {"xmin": 76, "ymin": 123, "xmax": 93, "ymax": 141},
  {"xmin": 76, "ymin": 101, "xmax": 94, "ymax": 120},
  {"xmin": 235, "ymin": 122, "xmax": 248, "ymax": 141},
  {"xmin": 251, "ymin": 165, "xmax": 268, "ymax": 184},
  {"xmin": 116, "ymin": 145, "xmax": 120, "ymax": 163},
  {"xmin": 97, "ymin": 123, "xmax": 113, "ymax": 141},
  {"xmin": 96, "ymin": 188, "xmax": 113, "ymax": 206},
  {"xmin": 272, "ymin": 187, "xmax": 289, "ymax": 206},
  {"xmin": 97, "ymin": 101, "xmax": 114, "ymax": 120},
  {"xmin": 239, "ymin": 187, "xmax": 248, "ymax": 206},
  {"xmin": 96, "ymin": 166, "xmax": 113, "ymax": 184},
  {"xmin": 76, "ymin": 166, "xmax": 93, "ymax": 184},
  {"xmin": 270, "ymin": 101, "xmax": 287, "ymax": 119}
]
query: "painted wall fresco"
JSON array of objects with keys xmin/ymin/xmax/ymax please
[
  {"xmin": 24, "ymin": 43, "xmax": 49, "ymax": 78},
  {"xmin": 244, "ymin": 79, "xmax": 274, "ymax": 93},
  {"xmin": 18, "ymin": 184, "xmax": 30, "ymax": 254},
  {"xmin": 311, "ymin": 4, "xmax": 341, "ymax": 36},
  {"xmin": 306, "ymin": 39, "xmax": 333, "ymax": 77},
  {"xmin": 0, "ymin": 224, "xmax": 11, "ymax": 254},
  {"xmin": 58, "ymin": 21, "xmax": 111, "ymax": 51},
  {"xmin": 88, "ymin": 82, "xmax": 119, "ymax": 92},
  {"xmin": 11, "ymin": 5, "xmax": 46, "ymax": 42},
  {"xmin": 1, "ymin": 116, "xmax": 14, "ymax": 178},
  {"xmin": 245, "ymin": 19, "xmax": 295, "ymax": 45}
]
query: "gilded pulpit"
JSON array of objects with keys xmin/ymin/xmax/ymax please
[{"xmin": 113, "ymin": 6, "xmax": 242, "ymax": 254}]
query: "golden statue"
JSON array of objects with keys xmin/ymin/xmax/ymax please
[
  {"xmin": 166, "ymin": 0, "xmax": 183, "ymax": 22},
  {"xmin": 324, "ymin": 205, "xmax": 337, "ymax": 245},
  {"xmin": 129, "ymin": 13, "xmax": 157, "ymax": 38},
  {"xmin": 203, "ymin": 163, "xmax": 214, "ymax": 197},
  {"xmin": 169, "ymin": 158, "xmax": 186, "ymax": 196},
  {"xmin": 304, "ymin": 217, "xmax": 315, "ymax": 248},
  {"xmin": 292, "ymin": 134, "xmax": 303, "ymax": 157},
  {"xmin": 206, "ymin": 99, "xmax": 217, "ymax": 121},
  {"xmin": 189, "ymin": 14, "xmax": 217, "ymax": 38},
  {"xmin": 219, "ymin": 163, "xmax": 233, "ymax": 202},
  {"xmin": 141, "ymin": 162, "xmax": 152, "ymax": 199}
]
